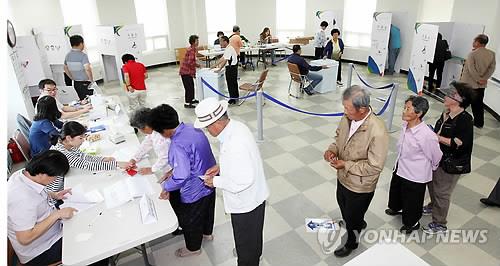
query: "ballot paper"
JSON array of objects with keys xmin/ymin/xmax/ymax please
[
  {"xmin": 139, "ymin": 195, "xmax": 158, "ymax": 224},
  {"xmin": 60, "ymin": 185, "xmax": 104, "ymax": 213},
  {"xmin": 102, "ymin": 177, "xmax": 155, "ymax": 209},
  {"xmin": 305, "ymin": 218, "xmax": 341, "ymax": 233}
]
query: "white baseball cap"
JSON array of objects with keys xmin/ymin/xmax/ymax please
[{"xmin": 194, "ymin": 98, "xmax": 229, "ymax": 128}]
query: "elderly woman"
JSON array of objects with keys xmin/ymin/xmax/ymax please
[
  {"xmin": 385, "ymin": 96, "xmax": 442, "ymax": 234},
  {"xmin": 422, "ymin": 81, "xmax": 474, "ymax": 234},
  {"xmin": 128, "ymin": 108, "xmax": 171, "ymax": 176}
]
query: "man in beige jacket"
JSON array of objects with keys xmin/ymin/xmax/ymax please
[
  {"xmin": 324, "ymin": 85, "xmax": 389, "ymax": 257},
  {"xmin": 460, "ymin": 34, "xmax": 496, "ymax": 128}
]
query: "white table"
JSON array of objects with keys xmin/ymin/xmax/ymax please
[
  {"xmin": 62, "ymin": 98, "xmax": 178, "ymax": 266},
  {"xmin": 344, "ymin": 242, "xmax": 430, "ymax": 266},
  {"xmin": 310, "ymin": 59, "xmax": 339, "ymax": 93}
]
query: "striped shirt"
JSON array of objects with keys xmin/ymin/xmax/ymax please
[{"xmin": 47, "ymin": 143, "xmax": 118, "ymax": 196}]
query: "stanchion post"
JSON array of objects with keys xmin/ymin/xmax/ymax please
[
  {"xmin": 385, "ymin": 83, "xmax": 399, "ymax": 132},
  {"xmin": 256, "ymin": 90, "xmax": 264, "ymax": 142},
  {"xmin": 346, "ymin": 63, "xmax": 353, "ymax": 88}
]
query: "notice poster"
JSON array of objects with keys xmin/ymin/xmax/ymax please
[
  {"xmin": 114, "ymin": 24, "xmax": 146, "ymax": 57},
  {"xmin": 407, "ymin": 23, "xmax": 438, "ymax": 93},
  {"xmin": 315, "ymin": 10, "xmax": 342, "ymax": 33},
  {"xmin": 368, "ymin": 12, "xmax": 392, "ymax": 76},
  {"xmin": 16, "ymin": 36, "xmax": 46, "ymax": 86}
]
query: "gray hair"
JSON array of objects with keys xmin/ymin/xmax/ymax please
[
  {"xmin": 129, "ymin": 107, "xmax": 152, "ymax": 129},
  {"xmin": 405, "ymin": 96, "xmax": 429, "ymax": 119},
  {"xmin": 233, "ymin": 25, "xmax": 240, "ymax": 32},
  {"xmin": 342, "ymin": 85, "xmax": 371, "ymax": 110}
]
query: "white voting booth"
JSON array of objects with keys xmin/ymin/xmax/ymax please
[
  {"xmin": 407, "ymin": 23, "xmax": 439, "ymax": 93},
  {"xmin": 33, "ymin": 25, "xmax": 84, "ymax": 86},
  {"xmin": 15, "ymin": 35, "xmax": 48, "ymax": 98},
  {"xmin": 484, "ymin": 42, "xmax": 500, "ymax": 116},
  {"xmin": 196, "ymin": 68, "xmax": 227, "ymax": 100},
  {"xmin": 96, "ymin": 24, "xmax": 146, "ymax": 83},
  {"xmin": 368, "ymin": 12, "xmax": 392, "ymax": 75}
]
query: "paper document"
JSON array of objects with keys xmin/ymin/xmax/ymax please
[
  {"xmin": 305, "ymin": 218, "xmax": 341, "ymax": 233},
  {"xmin": 139, "ymin": 195, "xmax": 158, "ymax": 224},
  {"xmin": 102, "ymin": 181, "xmax": 133, "ymax": 209},
  {"xmin": 60, "ymin": 185, "xmax": 104, "ymax": 213},
  {"xmin": 126, "ymin": 177, "xmax": 154, "ymax": 198}
]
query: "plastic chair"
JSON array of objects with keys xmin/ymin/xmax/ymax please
[
  {"xmin": 16, "ymin": 114, "xmax": 31, "ymax": 141},
  {"xmin": 13, "ymin": 129, "xmax": 31, "ymax": 162},
  {"xmin": 287, "ymin": 63, "xmax": 310, "ymax": 98},
  {"xmin": 238, "ymin": 69, "xmax": 269, "ymax": 106}
]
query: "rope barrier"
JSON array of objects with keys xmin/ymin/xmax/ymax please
[
  {"xmin": 201, "ymin": 78, "xmax": 257, "ymax": 100},
  {"xmin": 352, "ymin": 65, "xmax": 394, "ymax": 90}
]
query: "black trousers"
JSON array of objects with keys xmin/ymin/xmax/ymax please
[
  {"xmin": 388, "ymin": 172, "xmax": 427, "ymax": 227},
  {"xmin": 427, "ymin": 62, "xmax": 445, "ymax": 91},
  {"xmin": 337, "ymin": 59, "xmax": 342, "ymax": 82},
  {"xmin": 73, "ymin": 80, "xmax": 92, "ymax": 100},
  {"xmin": 181, "ymin": 75, "xmax": 195, "ymax": 104},
  {"xmin": 231, "ymin": 201, "xmax": 266, "ymax": 266},
  {"xmin": 239, "ymin": 52, "xmax": 246, "ymax": 64},
  {"xmin": 314, "ymin": 47, "xmax": 324, "ymax": 60},
  {"xmin": 487, "ymin": 178, "xmax": 500, "ymax": 204},
  {"xmin": 64, "ymin": 72, "xmax": 73, "ymax": 86},
  {"xmin": 25, "ymin": 238, "xmax": 109, "ymax": 266},
  {"xmin": 177, "ymin": 191, "xmax": 216, "ymax": 251},
  {"xmin": 471, "ymin": 88, "xmax": 485, "ymax": 128},
  {"xmin": 336, "ymin": 181, "xmax": 374, "ymax": 249},
  {"xmin": 225, "ymin": 65, "xmax": 239, "ymax": 101}
]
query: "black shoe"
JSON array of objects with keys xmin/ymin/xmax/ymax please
[
  {"xmin": 191, "ymin": 99, "xmax": 199, "ymax": 104},
  {"xmin": 361, "ymin": 220, "xmax": 367, "ymax": 230},
  {"xmin": 400, "ymin": 222, "xmax": 420, "ymax": 235},
  {"xmin": 480, "ymin": 198, "xmax": 500, "ymax": 207},
  {"xmin": 172, "ymin": 228, "xmax": 184, "ymax": 236},
  {"xmin": 385, "ymin": 208, "xmax": 402, "ymax": 216},
  {"xmin": 134, "ymin": 128, "xmax": 139, "ymax": 134},
  {"xmin": 334, "ymin": 246, "xmax": 354, "ymax": 257},
  {"xmin": 228, "ymin": 99, "xmax": 236, "ymax": 105},
  {"xmin": 184, "ymin": 103, "xmax": 196, "ymax": 109}
]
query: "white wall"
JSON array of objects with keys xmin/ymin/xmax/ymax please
[
  {"xmin": 8, "ymin": 0, "xmax": 64, "ymax": 35},
  {"xmin": 418, "ymin": 0, "xmax": 454, "ymax": 22}
]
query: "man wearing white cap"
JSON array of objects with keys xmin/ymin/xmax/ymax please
[{"xmin": 195, "ymin": 97, "xmax": 269, "ymax": 266}]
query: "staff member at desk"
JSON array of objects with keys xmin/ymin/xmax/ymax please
[
  {"xmin": 7, "ymin": 150, "xmax": 109, "ymax": 266},
  {"xmin": 37, "ymin": 79, "xmax": 92, "ymax": 119},
  {"xmin": 212, "ymin": 36, "xmax": 240, "ymax": 105},
  {"xmin": 288, "ymin": 45, "xmax": 327, "ymax": 95},
  {"xmin": 29, "ymin": 96, "xmax": 63, "ymax": 157}
]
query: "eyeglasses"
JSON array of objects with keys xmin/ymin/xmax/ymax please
[{"xmin": 44, "ymin": 88, "xmax": 58, "ymax": 92}]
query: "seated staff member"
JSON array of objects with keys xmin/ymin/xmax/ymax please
[
  {"xmin": 214, "ymin": 31, "xmax": 224, "ymax": 45},
  {"xmin": 212, "ymin": 36, "xmax": 239, "ymax": 105},
  {"xmin": 7, "ymin": 150, "xmax": 109, "ymax": 266},
  {"xmin": 323, "ymin": 29, "xmax": 345, "ymax": 86},
  {"xmin": 288, "ymin": 45, "xmax": 327, "ymax": 95},
  {"xmin": 37, "ymin": 79, "xmax": 92, "ymax": 119},
  {"xmin": 259, "ymin": 27, "xmax": 276, "ymax": 66},
  {"xmin": 29, "ymin": 96, "xmax": 63, "ymax": 157},
  {"xmin": 128, "ymin": 108, "xmax": 172, "ymax": 175}
]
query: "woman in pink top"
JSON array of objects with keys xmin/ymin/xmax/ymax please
[{"xmin": 385, "ymin": 96, "xmax": 442, "ymax": 234}]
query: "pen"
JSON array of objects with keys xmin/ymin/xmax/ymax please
[{"xmin": 88, "ymin": 211, "xmax": 103, "ymax": 227}]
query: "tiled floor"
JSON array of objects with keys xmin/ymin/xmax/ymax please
[{"xmin": 99, "ymin": 60, "xmax": 500, "ymax": 266}]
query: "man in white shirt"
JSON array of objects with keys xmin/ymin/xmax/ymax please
[
  {"xmin": 212, "ymin": 36, "xmax": 239, "ymax": 105},
  {"xmin": 195, "ymin": 98, "xmax": 269, "ymax": 266},
  {"xmin": 314, "ymin": 21, "xmax": 329, "ymax": 59},
  {"xmin": 37, "ymin": 79, "xmax": 92, "ymax": 119}
]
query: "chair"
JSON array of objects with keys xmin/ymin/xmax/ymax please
[
  {"xmin": 238, "ymin": 69, "xmax": 269, "ymax": 106},
  {"xmin": 13, "ymin": 129, "xmax": 31, "ymax": 162},
  {"xmin": 16, "ymin": 114, "xmax": 31, "ymax": 141},
  {"xmin": 287, "ymin": 63, "xmax": 310, "ymax": 98},
  {"xmin": 196, "ymin": 45, "xmax": 217, "ymax": 67},
  {"xmin": 174, "ymin": 47, "xmax": 188, "ymax": 66}
]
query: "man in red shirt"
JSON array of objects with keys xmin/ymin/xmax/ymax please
[
  {"xmin": 122, "ymin": 54, "xmax": 148, "ymax": 112},
  {"xmin": 179, "ymin": 35, "xmax": 201, "ymax": 108}
]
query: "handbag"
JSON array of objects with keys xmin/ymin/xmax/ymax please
[{"xmin": 441, "ymin": 153, "xmax": 470, "ymax": 174}]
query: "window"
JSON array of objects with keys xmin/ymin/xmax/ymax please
[
  {"xmin": 276, "ymin": 0, "xmax": 305, "ymax": 42},
  {"xmin": 343, "ymin": 0, "xmax": 376, "ymax": 48},
  {"xmin": 59, "ymin": 0, "xmax": 100, "ymax": 62},
  {"xmin": 134, "ymin": 0, "xmax": 170, "ymax": 51},
  {"xmin": 205, "ymin": 0, "xmax": 236, "ymax": 46}
]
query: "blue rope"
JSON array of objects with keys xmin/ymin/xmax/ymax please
[
  {"xmin": 352, "ymin": 65, "xmax": 394, "ymax": 90},
  {"xmin": 201, "ymin": 78, "xmax": 257, "ymax": 100},
  {"xmin": 273, "ymin": 54, "xmax": 291, "ymax": 64}
]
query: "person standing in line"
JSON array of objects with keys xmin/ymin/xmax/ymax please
[
  {"xmin": 212, "ymin": 36, "xmax": 239, "ymax": 105},
  {"xmin": 385, "ymin": 96, "xmax": 442, "ymax": 234},
  {"xmin": 386, "ymin": 24, "xmax": 401, "ymax": 75},
  {"xmin": 195, "ymin": 98, "xmax": 269, "ymax": 266},
  {"xmin": 64, "ymin": 35, "xmax": 94, "ymax": 100},
  {"xmin": 314, "ymin": 21, "xmax": 328, "ymax": 59},
  {"xmin": 122, "ymin": 53, "xmax": 148, "ymax": 112},
  {"xmin": 179, "ymin": 35, "xmax": 201, "ymax": 109},
  {"xmin": 427, "ymin": 33, "xmax": 451, "ymax": 92},
  {"xmin": 323, "ymin": 85, "xmax": 389, "ymax": 257},
  {"xmin": 323, "ymin": 29, "xmax": 345, "ymax": 86},
  {"xmin": 460, "ymin": 34, "xmax": 496, "ymax": 128}
]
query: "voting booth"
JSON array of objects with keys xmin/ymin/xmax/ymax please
[
  {"xmin": 407, "ymin": 23, "xmax": 439, "ymax": 93},
  {"xmin": 196, "ymin": 68, "xmax": 227, "ymax": 100},
  {"xmin": 368, "ymin": 12, "xmax": 392, "ymax": 75},
  {"xmin": 15, "ymin": 35, "xmax": 49, "ymax": 98},
  {"xmin": 96, "ymin": 24, "xmax": 146, "ymax": 83},
  {"xmin": 33, "ymin": 25, "xmax": 84, "ymax": 86}
]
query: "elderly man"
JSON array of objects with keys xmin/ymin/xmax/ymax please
[
  {"xmin": 195, "ymin": 97, "xmax": 269, "ymax": 266},
  {"xmin": 460, "ymin": 34, "xmax": 496, "ymax": 128},
  {"xmin": 149, "ymin": 104, "xmax": 216, "ymax": 257},
  {"xmin": 36, "ymin": 79, "xmax": 91, "ymax": 119},
  {"xmin": 324, "ymin": 85, "xmax": 389, "ymax": 257}
]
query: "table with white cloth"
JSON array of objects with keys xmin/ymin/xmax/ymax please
[
  {"xmin": 62, "ymin": 96, "xmax": 178, "ymax": 266},
  {"xmin": 309, "ymin": 59, "xmax": 339, "ymax": 93},
  {"xmin": 343, "ymin": 242, "xmax": 430, "ymax": 266}
]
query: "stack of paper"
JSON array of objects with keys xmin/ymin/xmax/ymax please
[
  {"xmin": 60, "ymin": 185, "xmax": 104, "ymax": 213},
  {"xmin": 102, "ymin": 177, "xmax": 154, "ymax": 209}
]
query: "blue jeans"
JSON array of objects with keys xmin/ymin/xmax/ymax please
[
  {"xmin": 306, "ymin": 71, "xmax": 323, "ymax": 91},
  {"xmin": 387, "ymin": 48, "xmax": 400, "ymax": 74}
]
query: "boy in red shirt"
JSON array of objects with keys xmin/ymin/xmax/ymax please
[{"xmin": 122, "ymin": 54, "xmax": 148, "ymax": 112}]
